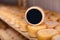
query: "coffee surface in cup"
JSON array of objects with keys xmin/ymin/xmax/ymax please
[{"xmin": 26, "ymin": 9, "xmax": 42, "ymax": 24}]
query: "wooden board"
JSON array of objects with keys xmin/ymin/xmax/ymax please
[
  {"xmin": 0, "ymin": 5, "xmax": 37, "ymax": 40},
  {"xmin": 0, "ymin": 19, "xmax": 28, "ymax": 40}
]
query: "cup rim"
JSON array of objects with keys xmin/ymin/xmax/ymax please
[{"xmin": 25, "ymin": 6, "xmax": 45, "ymax": 25}]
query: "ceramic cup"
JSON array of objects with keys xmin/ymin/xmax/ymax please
[{"xmin": 25, "ymin": 6, "xmax": 45, "ymax": 25}]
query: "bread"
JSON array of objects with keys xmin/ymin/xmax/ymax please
[
  {"xmin": 55, "ymin": 25, "xmax": 60, "ymax": 33},
  {"xmin": 52, "ymin": 35, "xmax": 60, "ymax": 40},
  {"xmin": 27, "ymin": 24, "xmax": 47, "ymax": 37},
  {"xmin": 50, "ymin": 15, "xmax": 59, "ymax": 21},
  {"xmin": 19, "ymin": 19, "xmax": 28, "ymax": 31},
  {"xmin": 37, "ymin": 29, "xmax": 58, "ymax": 40},
  {"xmin": 45, "ymin": 21, "xmax": 59, "ymax": 28}
]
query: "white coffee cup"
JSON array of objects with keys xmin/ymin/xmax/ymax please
[{"xmin": 25, "ymin": 6, "xmax": 45, "ymax": 25}]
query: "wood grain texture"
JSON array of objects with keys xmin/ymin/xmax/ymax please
[{"xmin": 0, "ymin": 19, "xmax": 28, "ymax": 40}]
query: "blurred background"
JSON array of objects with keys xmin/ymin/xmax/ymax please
[
  {"xmin": 27, "ymin": 0, "xmax": 60, "ymax": 12},
  {"xmin": 0, "ymin": 0, "xmax": 60, "ymax": 12}
]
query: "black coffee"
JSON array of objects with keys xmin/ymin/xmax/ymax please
[{"xmin": 26, "ymin": 9, "xmax": 42, "ymax": 24}]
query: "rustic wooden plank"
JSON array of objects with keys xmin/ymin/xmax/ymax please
[
  {"xmin": 0, "ymin": 19, "xmax": 28, "ymax": 40},
  {"xmin": 0, "ymin": 5, "xmax": 37, "ymax": 40}
]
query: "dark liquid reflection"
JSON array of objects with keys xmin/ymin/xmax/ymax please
[{"xmin": 26, "ymin": 9, "xmax": 42, "ymax": 24}]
